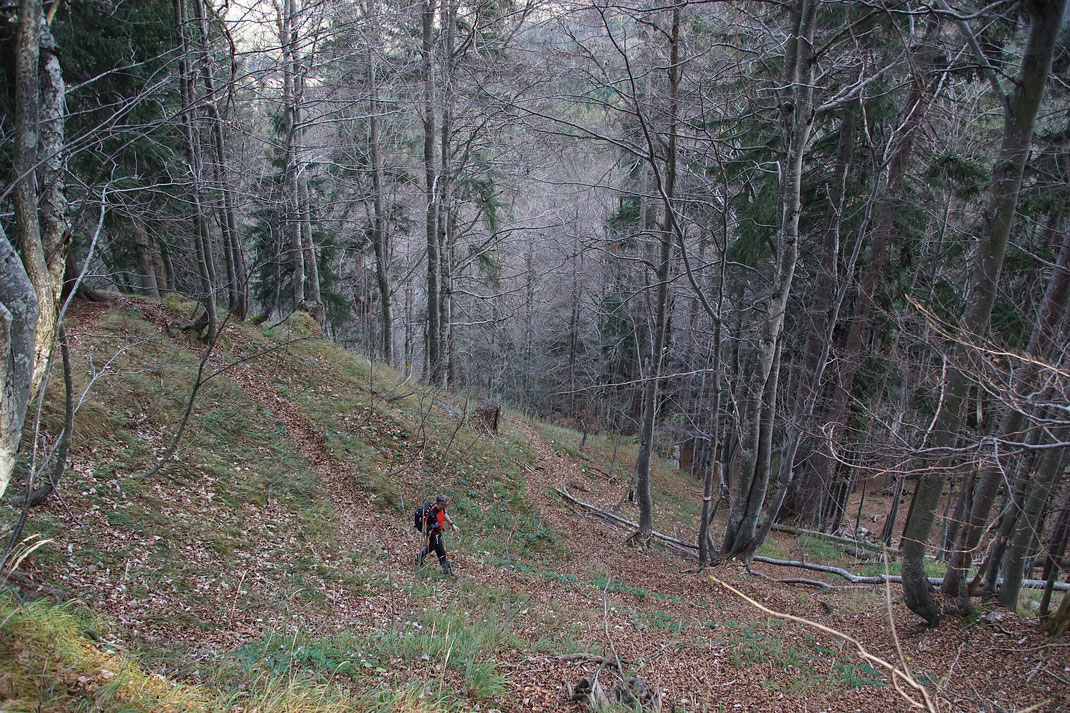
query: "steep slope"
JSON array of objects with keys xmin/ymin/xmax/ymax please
[{"xmin": 2, "ymin": 297, "xmax": 1067, "ymax": 713}]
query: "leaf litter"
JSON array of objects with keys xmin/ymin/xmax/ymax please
[{"xmin": 6, "ymin": 298, "xmax": 1068, "ymax": 713}]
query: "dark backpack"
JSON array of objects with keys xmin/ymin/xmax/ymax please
[{"xmin": 413, "ymin": 502, "xmax": 433, "ymax": 532}]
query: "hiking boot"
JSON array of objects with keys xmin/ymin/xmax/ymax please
[{"xmin": 442, "ymin": 561, "xmax": 453, "ymax": 576}]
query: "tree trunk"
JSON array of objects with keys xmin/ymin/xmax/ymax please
[
  {"xmin": 422, "ymin": 0, "xmax": 441, "ymax": 384},
  {"xmin": 22, "ymin": 326, "xmax": 72, "ymax": 507},
  {"xmin": 280, "ymin": 0, "xmax": 304, "ymax": 308},
  {"xmin": 799, "ymin": 19, "xmax": 942, "ymax": 531},
  {"xmin": 902, "ymin": 0, "xmax": 1067, "ymax": 626},
  {"xmin": 13, "ymin": 0, "xmax": 52, "ymax": 396},
  {"xmin": 294, "ymin": 54, "xmax": 321, "ymax": 315},
  {"xmin": 698, "ymin": 250, "xmax": 726, "ymax": 565},
  {"xmin": 62, "ymin": 250, "xmax": 106, "ymax": 302},
  {"xmin": 1039, "ymin": 487, "xmax": 1070, "ymax": 618},
  {"xmin": 754, "ymin": 107, "xmax": 864, "ymax": 546},
  {"xmin": 780, "ymin": 110, "xmax": 856, "ymax": 524},
  {"xmin": 298, "ymin": 162, "xmax": 322, "ymax": 309},
  {"xmin": 1043, "ymin": 587, "xmax": 1070, "ymax": 637},
  {"xmin": 882, "ymin": 476, "xmax": 905, "ymax": 545},
  {"xmin": 436, "ymin": 0, "xmax": 456, "ymax": 385},
  {"xmin": 133, "ymin": 220, "xmax": 160, "ymax": 297},
  {"xmin": 368, "ymin": 32, "xmax": 392, "ymax": 363},
  {"xmin": 175, "ymin": 0, "xmax": 217, "ymax": 341},
  {"xmin": 999, "ymin": 434, "xmax": 1070, "ymax": 610},
  {"xmin": 0, "ymin": 228, "xmax": 39, "ymax": 501},
  {"xmin": 37, "ymin": 17, "xmax": 70, "ymax": 329},
  {"xmin": 980, "ymin": 450, "xmax": 1038, "ymax": 598},
  {"xmin": 158, "ymin": 240, "xmax": 176, "ymax": 294},
  {"xmin": 192, "ymin": 0, "xmax": 246, "ymax": 319},
  {"xmin": 941, "ymin": 467, "xmax": 971, "ymax": 562},
  {"xmin": 632, "ymin": 0, "xmax": 681, "ymax": 538},
  {"xmin": 722, "ymin": 0, "xmax": 816, "ymax": 558}
]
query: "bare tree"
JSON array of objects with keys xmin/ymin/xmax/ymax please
[{"xmin": 721, "ymin": 0, "xmax": 818, "ymax": 558}]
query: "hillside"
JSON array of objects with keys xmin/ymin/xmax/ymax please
[{"xmin": 2, "ymin": 298, "xmax": 1068, "ymax": 713}]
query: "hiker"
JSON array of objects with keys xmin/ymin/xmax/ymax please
[{"xmin": 418, "ymin": 494, "xmax": 460, "ymax": 574}]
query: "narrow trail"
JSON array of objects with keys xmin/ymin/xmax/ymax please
[
  {"xmin": 220, "ymin": 369, "xmax": 603, "ymax": 710},
  {"xmin": 511, "ymin": 419, "xmax": 627, "ymax": 555}
]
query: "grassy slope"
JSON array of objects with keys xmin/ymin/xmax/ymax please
[
  {"xmin": 0, "ymin": 299, "xmax": 561, "ymax": 711},
  {"xmin": 531, "ymin": 421, "xmax": 705, "ymax": 534},
  {"xmin": 2, "ymin": 298, "xmax": 653, "ymax": 711}
]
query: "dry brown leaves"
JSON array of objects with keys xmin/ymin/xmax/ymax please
[{"xmin": 13, "ymin": 299, "xmax": 1069, "ymax": 713}]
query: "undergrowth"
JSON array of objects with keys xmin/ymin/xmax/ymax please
[{"xmin": 0, "ymin": 590, "xmax": 493, "ymax": 712}]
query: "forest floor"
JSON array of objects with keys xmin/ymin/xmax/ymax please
[{"xmin": 2, "ymin": 297, "xmax": 1069, "ymax": 713}]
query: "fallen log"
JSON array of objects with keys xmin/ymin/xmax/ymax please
[
  {"xmin": 770, "ymin": 523, "xmax": 892, "ymax": 554},
  {"xmin": 751, "ymin": 556, "xmax": 910, "ymax": 586},
  {"xmin": 556, "ymin": 486, "xmax": 1070, "ymax": 593},
  {"xmin": 556, "ymin": 653, "xmax": 632, "ymax": 665},
  {"xmin": 750, "ymin": 556, "xmax": 1070, "ymax": 592},
  {"xmin": 747, "ymin": 570, "xmax": 873, "ymax": 591},
  {"xmin": 555, "ymin": 487, "xmax": 697, "ymax": 554}
]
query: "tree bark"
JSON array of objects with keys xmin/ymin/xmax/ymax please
[
  {"xmin": 631, "ymin": 1, "xmax": 681, "ymax": 538},
  {"xmin": 979, "ymin": 447, "xmax": 1039, "ymax": 598},
  {"xmin": 192, "ymin": 0, "xmax": 247, "ymax": 319},
  {"xmin": 175, "ymin": 0, "xmax": 217, "ymax": 341},
  {"xmin": 37, "ymin": 17, "xmax": 70, "ymax": 330},
  {"xmin": 22, "ymin": 327, "xmax": 72, "ymax": 507},
  {"xmin": 279, "ymin": 0, "xmax": 304, "ymax": 308},
  {"xmin": 1043, "ymin": 588, "xmax": 1070, "ymax": 637},
  {"xmin": 754, "ymin": 107, "xmax": 865, "ymax": 547},
  {"xmin": 133, "ymin": 220, "xmax": 160, "ymax": 297},
  {"xmin": 698, "ymin": 250, "xmax": 726, "ymax": 564},
  {"xmin": 436, "ymin": 0, "xmax": 456, "ymax": 386},
  {"xmin": 1039, "ymin": 487, "xmax": 1070, "ymax": 618},
  {"xmin": 0, "ymin": 228, "xmax": 39, "ymax": 501},
  {"xmin": 13, "ymin": 0, "xmax": 51, "ymax": 396},
  {"xmin": 945, "ymin": 211, "xmax": 1070, "ymax": 603},
  {"xmin": 942, "ymin": 213, "xmax": 1070, "ymax": 605},
  {"xmin": 941, "ymin": 466, "xmax": 973, "ymax": 562},
  {"xmin": 422, "ymin": 0, "xmax": 441, "ymax": 385},
  {"xmin": 799, "ymin": 19, "xmax": 942, "ymax": 531},
  {"xmin": 298, "ymin": 161, "xmax": 322, "ymax": 309},
  {"xmin": 780, "ymin": 110, "xmax": 856, "ymax": 524},
  {"xmin": 367, "ymin": 30, "xmax": 392, "ymax": 364}
]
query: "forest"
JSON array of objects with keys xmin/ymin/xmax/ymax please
[{"xmin": 1, "ymin": 0, "xmax": 1070, "ymax": 710}]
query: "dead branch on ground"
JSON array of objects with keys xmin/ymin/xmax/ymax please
[
  {"xmin": 558, "ymin": 486, "xmax": 1069, "ymax": 592},
  {"xmin": 710, "ymin": 576, "xmax": 938, "ymax": 712}
]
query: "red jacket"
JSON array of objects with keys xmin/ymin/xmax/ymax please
[{"xmin": 427, "ymin": 505, "xmax": 445, "ymax": 535}]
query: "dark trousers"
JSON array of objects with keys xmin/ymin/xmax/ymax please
[{"xmin": 421, "ymin": 532, "xmax": 449, "ymax": 570}]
